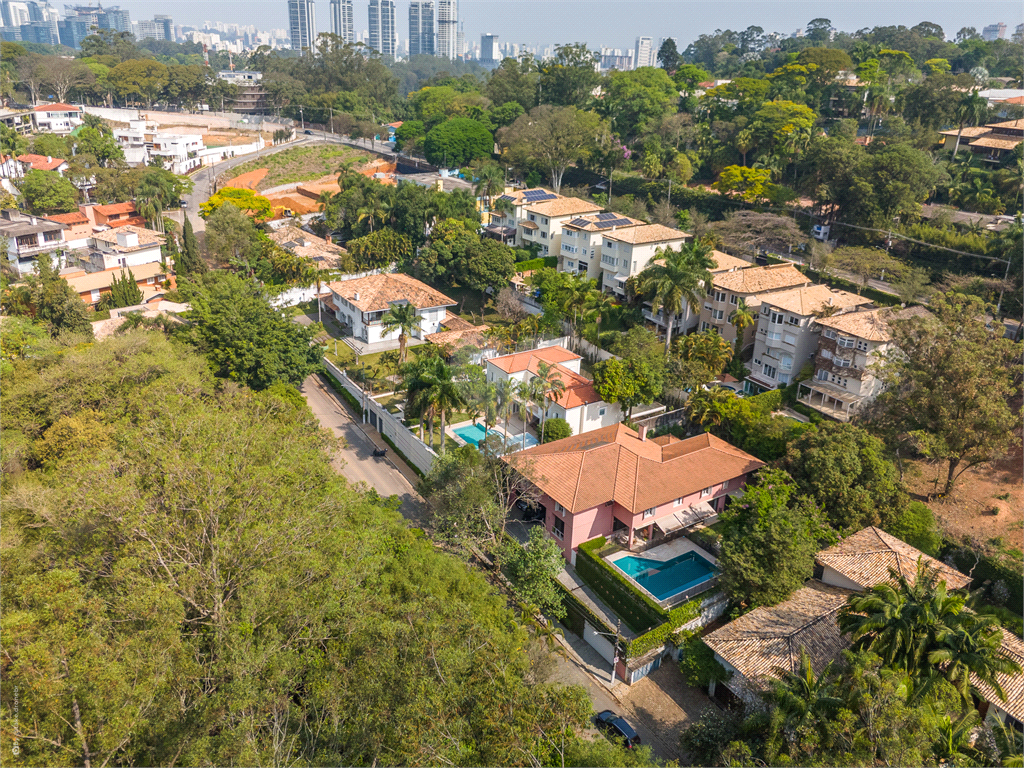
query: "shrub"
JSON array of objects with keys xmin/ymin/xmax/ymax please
[
  {"xmin": 885, "ymin": 501, "xmax": 941, "ymax": 556},
  {"xmin": 515, "ymin": 256, "xmax": 558, "ymax": 272},
  {"xmin": 626, "ymin": 595, "xmax": 712, "ymax": 658},
  {"xmin": 746, "ymin": 388, "xmax": 782, "ymax": 413},
  {"xmin": 575, "ymin": 538, "xmax": 664, "ymax": 633},
  {"xmin": 541, "ymin": 417, "xmax": 572, "ymax": 443},
  {"xmin": 677, "ymin": 632, "xmax": 731, "ymax": 687}
]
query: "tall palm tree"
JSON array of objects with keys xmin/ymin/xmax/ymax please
[
  {"xmin": 585, "ymin": 291, "xmax": 617, "ymax": 344},
  {"xmin": 729, "ymin": 297, "xmax": 756, "ymax": 345},
  {"xmin": 951, "ymin": 91, "xmax": 989, "ymax": 157},
  {"xmin": 356, "ymin": 199, "xmax": 391, "ymax": 233},
  {"xmin": 494, "ymin": 378, "xmax": 518, "ymax": 451},
  {"xmin": 638, "ymin": 240, "xmax": 716, "ymax": 353},
  {"xmin": 838, "ymin": 561, "xmax": 967, "ymax": 676},
  {"xmin": 561, "ymin": 275, "xmax": 596, "ymax": 339},
  {"xmin": 770, "ymin": 648, "xmax": 842, "ymax": 744},
  {"xmin": 928, "ymin": 611, "xmax": 1020, "ymax": 702},
  {"xmin": 380, "ymin": 301, "xmax": 419, "ymax": 363},
  {"xmin": 418, "ymin": 357, "xmax": 467, "ymax": 455},
  {"xmin": 532, "ymin": 361, "xmax": 566, "ymax": 442},
  {"xmin": 684, "ymin": 387, "xmax": 733, "ymax": 430},
  {"xmin": 515, "ymin": 380, "xmax": 535, "ymax": 450},
  {"xmin": 474, "ymin": 163, "xmax": 505, "ymax": 222},
  {"xmin": 677, "ymin": 331, "xmax": 734, "ymax": 376},
  {"xmin": 932, "ymin": 710, "xmax": 982, "ymax": 766}
]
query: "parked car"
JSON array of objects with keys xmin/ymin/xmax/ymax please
[
  {"xmin": 515, "ymin": 498, "xmax": 546, "ymax": 523},
  {"xmin": 303, "ymin": 129, "xmax": 314, "ymax": 135},
  {"xmin": 178, "ymin": 199, "xmax": 188, "ymax": 208},
  {"xmin": 594, "ymin": 710, "xmax": 641, "ymax": 748}
]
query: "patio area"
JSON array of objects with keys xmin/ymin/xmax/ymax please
[
  {"xmin": 797, "ymin": 379, "xmax": 865, "ymax": 422},
  {"xmin": 445, "ymin": 415, "xmax": 540, "ymax": 452}
]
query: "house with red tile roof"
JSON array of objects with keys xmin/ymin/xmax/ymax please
[
  {"xmin": 506, "ymin": 422, "xmax": 764, "ymax": 562},
  {"xmin": 87, "ymin": 201, "xmax": 147, "ymax": 229},
  {"xmin": 485, "ymin": 345, "xmax": 621, "ymax": 439},
  {"xmin": 32, "ymin": 103, "xmax": 82, "ymax": 135},
  {"xmin": 17, "ymin": 154, "xmax": 69, "ymax": 174}
]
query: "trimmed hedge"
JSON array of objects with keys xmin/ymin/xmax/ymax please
[
  {"xmin": 576, "ymin": 538, "xmax": 665, "ymax": 634},
  {"xmin": 626, "ymin": 593, "xmax": 713, "ymax": 658},
  {"xmin": 324, "ymin": 371, "xmax": 365, "ymax": 415},
  {"xmin": 516, "ymin": 256, "xmax": 558, "ymax": 272},
  {"xmin": 746, "ymin": 388, "xmax": 782, "ymax": 413}
]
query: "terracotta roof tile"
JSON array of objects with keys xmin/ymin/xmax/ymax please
[
  {"xmin": 327, "ymin": 273, "xmax": 456, "ymax": 313},
  {"xmin": 438, "ymin": 311, "xmax": 477, "ymax": 332},
  {"xmin": 711, "ymin": 250, "xmax": 751, "ymax": 272},
  {"xmin": 761, "ymin": 284, "xmax": 872, "ymax": 316},
  {"xmin": 969, "ymin": 136, "xmax": 1022, "ymax": 150},
  {"xmin": 507, "ymin": 424, "xmax": 764, "ymax": 514},
  {"xmin": 524, "ymin": 197, "xmax": 605, "ymax": 217},
  {"xmin": 65, "ymin": 262, "xmax": 165, "ymax": 293},
  {"xmin": 90, "ymin": 225, "xmax": 164, "ymax": 248},
  {"xmin": 602, "ymin": 223, "xmax": 689, "ymax": 245},
  {"xmin": 17, "ymin": 154, "xmax": 67, "ymax": 171},
  {"xmin": 45, "ymin": 211, "xmax": 89, "ymax": 225},
  {"xmin": 268, "ymin": 225, "xmax": 346, "ymax": 268},
  {"xmin": 986, "ymin": 119, "xmax": 1024, "ymax": 129},
  {"xmin": 487, "ymin": 347, "xmax": 601, "ymax": 409},
  {"xmin": 425, "ymin": 325, "xmax": 492, "ymax": 349},
  {"xmin": 712, "ymin": 263, "xmax": 810, "ymax": 294},
  {"xmin": 813, "ymin": 305, "xmax": 930, "ymax": 342},
  {"xmin": 939, "ymin": 126, "xmax": 991, "ymax": 138},
  {"xmin": 816, "ymin": 526, "xmax": 972, "ymax": 590},
  {"xmin": 33, "ymin": 103, "xmax": 80, "ymax": 112},
  {"xmin": 971, "ymin": 632, "xmax": 1024, "ymax": 722},
  {"xmin": 487, "ymin": 346, "xmax": 581, "ymax": 373},
  {"xmin": 94, "ymin": 202, "xmax": 137, "ymax": 216},
  {"xmin": 705, "ymin": 581, "xmax": 853, "ymax": 684}
]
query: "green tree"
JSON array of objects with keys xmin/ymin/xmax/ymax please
[
  {"xmin": 540, "ymin": 416, "xmax": 572, "ymax": 443},
  {"xmin": 462, "ymin": 236, "xmax": 516, "ymax": 304},
  {"xmin": 872, "ymin": 292, "xmax": 1022, "ymax": 495},
  {"xmin": 103, "ymin": 267, "xmax": 144, "ymax": 309},
  {"xmin": 486, "ymin": 58, "xmax": 539, "ymax": 110},
  {"xmin": 346, "ymin": 228, "xmax": 413, "ymax": 270},
  {"xmin": 531, "ymin": 360, "xmax": 566, "ymax": 442},
  {"xmin": 423, "ymin": 117, "xmax": 493, "ymax": 167},
  {"xmin": 637, "ymin": 240, "xmax": 715, "ymax": 352},
  {"xmin": 69, "ymin": 125, "xmax": 123, "ymax": 166},
  {"xmin": 178, "ymin": 214, "xmax": 206, "ymax": 276},
  {"xmin": 750, "ymin": 100, "xmax": 816, "ymax": 158},
  {"xmin": 784, "ymin": 422, "xmax": 907, "ymax": 531},
  {"xmin": 18, "ymin": 169, "xmax": 78, "ymax": 214},
  {"xmin": 414, "ymin": 355, "xmax": 467, "ymax": 454},
  {"xmin": 498, "ymin": 105, "xmax": 608, "ymax": 193},
  {"xmin": 199, "ymin": 187, "xmax": 273, "ymax": 221},
  {"xmin": 598, "ymin": 67, "xmax": 679, "ymax": 142},
  {"xmin": 380, "ymin": 301, "xmax": 419, "ymax": 364},
  {"xmin": 419, "ymin": 444, "xmax": 506, "ymax": 546},
  {"xmin": 107, "ymin": 59, "xmax": 169, "ymax": 106},
  {"xmin": 203, "ymin": 203, "xmax": 261, "ymax": 271},
  {"xmin": 769, "ymin": 648, "xmax": 842, "ymax": 746},
  {"xmin": 538, "ymin": 43, "xmax": 600, "ymax": 108},
  {"xmin": 181, "ymin": 271, "xmax": 322, "ymax": 390},
  {"xmin": 592, "ymin": 356, "xmax": 660, "ymax": 420},
  {"xmin": 501, "ymin": 526, "xmax": 567, "ymax": 618},
  {"xmin": 885, "ymin": 501, "xmax": 941, "ymax": 556},
  {"xmin": 713, "ymin": 165, "xmax": 774, "ymax": 203},
  {"xmin": 717, "ymin": 468, "xmax": 833, "ymax": 608},
  {"xmin": 950, "ymin": 91, "xmax": 989, "ymax": 156},
  {"xmin": 831, "ymin": 246, "xmax": 899, "ymax": 293},
  {"xmin": 3, "ymin": 254, "xmax": 93, "ymax": 338},
  {"xmin": 656, "ymin": 38, "xmax": 680, "ymax": 71}
]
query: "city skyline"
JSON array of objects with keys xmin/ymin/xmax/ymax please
[{"xmin": 72, "ymin": 0, "xmax": 1022, "ymax": 53}]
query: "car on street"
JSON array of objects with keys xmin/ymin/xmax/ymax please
[
  {"xmin": 594, "ymin": 710, "xmax": 641, "ymax": 748},
  {"xmin": 178, "ymin": 199, "xmax": 188, "ymax": 208},
  {"xmin": 304, "ymin": 129, "xmax": 313, "ymax": 135},
  {"xmin": 515, "ymin": 497, "xmax": 546, "ymax": 523}
]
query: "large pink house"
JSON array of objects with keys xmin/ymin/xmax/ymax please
[{"xmin": 507, "ymin": 423, "xmax": 765, "ymax": 564}]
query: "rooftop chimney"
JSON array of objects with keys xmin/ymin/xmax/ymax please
[
  {"xmin": 638, "ymin": 424, "xmax": 649, "ymax": 441},
  {"xmin": 354, "ymin": 291, "xmax": 360, "ymax": 300}
]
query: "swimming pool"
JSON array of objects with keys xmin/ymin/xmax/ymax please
[
  {"xmin": 612, "ymin": 551, "xmax": 717, "ymax": 602},
  {"xmin": 452, "ymin": 423, "xmax": 539, "ymax": 451}
]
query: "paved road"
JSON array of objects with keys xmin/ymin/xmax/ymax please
[{"xmin": 300, "ymin": 372, "xmax": 426, "ymax": 524}]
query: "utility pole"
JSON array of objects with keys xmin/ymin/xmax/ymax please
[
  {"xmin": 299, "ymin": 105, "xmax": 304, "ymax": 130},
  {"xmin": 329, "ymin": 106, "xmax": 334, "ymax": 135},
  {"xmin": 995, "ymin": 256, "xmax": 1013, "ymax": 318},
  {"xmin": 667, "ymin": 177, "xmax": 672, "ymax": 206}
]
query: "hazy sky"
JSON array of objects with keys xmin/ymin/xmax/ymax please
[{"xmin": 112, "ymin": 0, "xmax": 1023, "ymax": 52}]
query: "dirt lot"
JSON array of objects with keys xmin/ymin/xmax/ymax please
[
  {"xmin": 223, "ymin": 144, "xmax": 369, "ymax": 190},
  {"xmin": 904, "ymin": 443, "xmax": 1023, "ymax": 546}
]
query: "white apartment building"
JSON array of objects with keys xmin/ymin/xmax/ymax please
[
  {"xmin": 517, "ymin": 195, "xmax": 604, "ymax": 255},
  {"xmin": 559, "ymin": 211, "xmax": 645, "ymax": 280},
  {"xmin": 797, "ymin": 306, "xmax": 929, "ymax": 421},
  {"xmin": 697, "ymin": 263, "xmax": 811, "ymax": 349},
  {"xmin": 32, "ymin": 103, "xmax": 82, "ymax": 135},
  {"xmin": 436, "ymin": 0, "xmax": 458, "ymax": 59},
  {"xmin": 112, "ymin": 120, "xmax": 204, "ymax": 174},
  {"xmin": 634, "ymin": 36, "xmax": 655, "ymax": 68},
  {"xmin": 744, "ymin": 283, "xmax": 872, "ymax": 394},
  {"xmin": 597, "ymin": 223, "xmax": 689, "ymax": 296},
  {"xmin": 322, "ymin": 272, "xmax": 455, "ymax": 345},
  {"xmin": 484, "ymin": 346, "xmax": 621, "ymax": 436},
  {"xmin": 87, "ymin": 225, "xmax": 165, "ymax": 271},
  {"xmin": 330, "ymin": 0, "xmax": 354, "ymax": 42}
]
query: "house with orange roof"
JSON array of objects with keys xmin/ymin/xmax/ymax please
[
  {"xmin": 505, "ymin": 422, "xmax": 764, "ymax": 563},
  {"xmin": 87, "ymin": 202, "xmax": 147, "ymax": 229},
  {"xmin": 16, "ymin": 154, "xmax": 69, "ymax": 175},
  {"xmin": 32, "ymin": 103, "xmax": 82, "ymax": 135},
  {"xmin": 44, "ymin": 210, "xmax": 92, "ymax": 248},
  {"xmin": 323, "ymin": 272, "xmax": 456, "ymax": 347},
  {"xmin": 485, "ymin": 345, "xmax": 620, "ymax": 437}
]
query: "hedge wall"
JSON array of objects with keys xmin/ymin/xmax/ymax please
[
  {"xmin": 516, "ymin": 256, "xmax": 558, "ymax": 272},
  {"xmin": 746, "ymin": 388, "xmax": 782, "ymax": 413},
  {"xmin": 555, "ymin": 579, "xmax": 611, "ymax": 638},
  {"xmin": 626, "ymin": 591, "xmax": 715, "ymax": 658},
  {"xmin": 575, "ymin": 538, "xmax": 665, "ymax": 634}
]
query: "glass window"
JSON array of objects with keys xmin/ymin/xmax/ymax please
[
  {"xmin": 554, "ymin": 502, "xmax": 567, "ymax": 514},
  {"xmin": 816, "ymin": 369, "xmax": 829, "ymax": 381},
  {"xmin": 701, "ymin": 321, "xmax": 711, "ymax": 331},
  {"xmin": 771, "ymin": 311, "xmax": 784, "ymax": 324},
  {"xmin": 598, "ymin": 407, "xmax": 606, "ymax": 416},
  {"xmin": 714, "ymin": 291, "xmax": 726, "ymax": 302},
  {"xmin": 729, "ymin": 295, "xmax": 738, "ymax": 305},
  {"xmin": 763, "ymin": 363, "xmax": 777, "ymax": 379},
  {"xmin": 712, "ymin": 309, "xmax": 725, "ymax": 320},
  {"xmin": 822, "ymin": 328, "xmax": 837, "ymax": 339},
  {"xmin": 675, "ymin": 497, "xmax": 684, "ymax": 505},
  {"xmin": 838, "ymin": 336, "xmax": 855, "ymax": 348},
  {"xmin": 552, "ymin": 516, "xmax": 564, "ymax": 539},
  {"xmin": 642, "ymin": 508, "xmax": 655, "ymax": 519},
  {"xmin": 700, "ymin": 487, "xmax": 713, "ymax": 497},
  {"xmin": 778, "ymin": 373, "xmax": 790, "ymax": 384}
]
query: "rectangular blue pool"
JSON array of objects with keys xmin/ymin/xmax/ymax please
[
  {"xmin": 612, "ymin": 551, "xmax": 717, "ymax": 602},
  {"xmin": 452, "ymin": 423, "xmax": 538, "ymax": 451}
]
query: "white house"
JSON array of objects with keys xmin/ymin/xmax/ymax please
[
  {"xmin": 322, "ymin": 273, "xmax": 456, "ymax": 346},
  {"xmin": 87, "ymin": 225, "xmax": 165, "ymax": 271},
  {"xmin": 0, "ymin": 209, "xmax": 68, "ymax": 275},
  {"xmin": 112, "ymin": 120, "xmax": 205, "ymax": 174},
  {"xmin": 32, "ymin": 103, "xmax": 83, "ymax": 135},
  {"xmin": 484, "ymin": 345, "xmax": 621, "ymax": 436}
]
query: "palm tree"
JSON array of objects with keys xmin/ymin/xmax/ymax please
[
  {"xmin": 638, "ymin": 240, "xmax": 716, "ymax": 353},
  {"xmin": 770, "ymin": 648, "xmax": 842, "ymax": 744},
  {"xmin": 561, "ymin": 275, "xmax": 596, "ymax": 339},
  {"xmin": 951, "ymin": 91, "xmax": 989, "ymax": 157},
  {"xmin": 419, "ymin": 357, "xmax": 467, "ymax": 455},
  {"xmin": 677, "ymin": 331, "xmax": 734, "ymax": 376},
  {"xmin": 380, "ymin": 302, "xmax": 419, "ymax": 364},
  {"xmin": 728, "ymin": 297, "xmax": 756, "ymax": 348},
  {"xmin": 684, "ymin": 387, "xmax": 733, "ymax": 430},
  {"xmin": 585, "ymin": 291, "xmax": 617, "ymax": 345},
  {"xmin": 532, "ymin": 361, "xmax": 566, "ymax": 442},
  {"xmin": 494, "ymin": 378, "xmax": 518, "ymax": 451},
  {"xmin": 356, "ymin": 199, "xmax": 390, "ymax": 233},
  {"xmin": 928, "ymin": 611, "xmax": 1020, "ymax": 702},
  {"xmin": 735, "ymin": 128, "xmax": 755, "ymax": 167},
  {"xmin": 838, "ymin": 560, "xmax": 967, "ymax": 676},
  {"xmin": 932, "ymin": 710, "xmax": 982, "ymax": 766},
  {"xmin": 515, "ymin": 380, "xmax": 535, "ymax": 450},
  {"xmin": 474, "ymin": 163, "xmax": 505, "ymax": 222}
]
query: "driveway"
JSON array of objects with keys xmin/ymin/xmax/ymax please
[
  {"xmin": 300, "ymin": 372, "xmax": 426, "ymax": 526},
  {"xmin": 621, "ymin": 661, "xmax": 715, "ymax": 762}
]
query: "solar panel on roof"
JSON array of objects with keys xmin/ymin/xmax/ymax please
[
  {"xmin": 524, "ymin": 190, "xmax": 557, "ymax": 202},
  {"xmin": 496, "ymin": 194, "xmax": 515, "ymax": 202},
  {"xmin": 607, "ymin": 217, "xmax": 633, "ymax": 227},
  {"xmin": 568, "ymin": 218, "xmax": 591, "ymax": 227},
  {"xmin": 596, "ymin": 212, "xmax": 618, "ymax": 221}
]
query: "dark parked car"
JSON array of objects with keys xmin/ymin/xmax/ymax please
[
  {"xmin": 303, "ymin": 129, "xmax": 314, "ymax": 135},
  {"xmin": 595, "ymin": 710, "xmax": 641, "ymax": 748},
  {"xmin": 515, "ymin": 498, "xmax": 546, "ymax": 523}
]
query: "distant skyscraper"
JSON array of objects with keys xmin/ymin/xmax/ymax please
[
  {"xmin": 981, "ymin": 22, "xmax": 1006, "ymax": 41},
  {"xmin": 436, "ymin": 0, "xmax": 457, "ymax": 58},
  {"xmin": 288, "ymin": 0, "xmax": 316, "ymax": 51},
  {"xmin": 367, "ymin": 0, "xmax": 395, "ymax": 56},
  {"xmin": 330, "ymin": 0, "xmax": 353, "ymax": 43},
  {"xmin": 408, "ymin": 0, "xmax": 433, "ymax": 56},
  {"xmin": 479, "ymin": 33, "xmax": 497, "ymax": 63},
  {"xmin": 100, "ymin": 6, "xmax": 131, "ymax": 32},
  {"xmin": 633, "ymin": 36, "xmax": 654, "ymax": 69},
  {"xmin": 154, "ymin": 14, "xmax": 173, "ymax": 41}
]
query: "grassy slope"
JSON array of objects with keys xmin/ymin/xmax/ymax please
[{"xmin": 225, "ymin": 145, "xmax": 370, "ymax": 190}]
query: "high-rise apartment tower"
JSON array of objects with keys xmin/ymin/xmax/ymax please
[
  {"xmin": 408, "ymin": 0, "xmax": 434, "ymax": 56},
  {"xmin": 288, "ymin": 0, "xmax": 316, "ymax": 51},
  {"xmin": 367, "ymin": 0, "xmax": 395, "ymax": 56},
  {"xmin": 436, "ymin": 0, "xmax": 457, "ymax": 58},
  {"xmin": 330, "ymin": 0, "xmax": 354, "ymax": 43}
]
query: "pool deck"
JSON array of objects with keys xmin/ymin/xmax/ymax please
[
  {"xmin": 605, "ymin": 539, "xmax": 719, "ymax": 609},
  {"xmin": 446, "ymin": 418, "xmax": 539, "ymax": 451}
]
